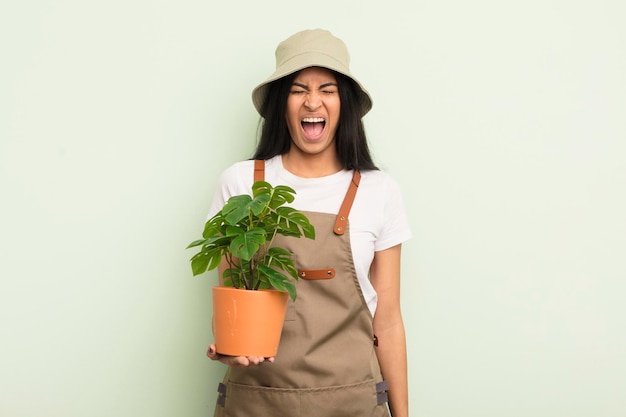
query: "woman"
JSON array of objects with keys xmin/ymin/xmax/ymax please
[{"xmin": 206, "ymin": 29, "xmax": 411, "ymax": 417}]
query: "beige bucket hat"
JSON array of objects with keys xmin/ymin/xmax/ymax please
[{"xmin": 251, "ymin": 29, "xmax": 373, "ymax": 117}]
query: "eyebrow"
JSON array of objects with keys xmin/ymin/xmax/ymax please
[{"xmin": 292, "ymin": 82, "xmax": 338, "ymax": 90}]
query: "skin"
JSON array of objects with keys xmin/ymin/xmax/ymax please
[
  {"xmin": 371, "ymin": 244, "xmax": 409, "ymax": 417},
  {"xmin": 207, "ymin": 66, "xmax": 409, "ymax": 416},
  {"xmin": 282, "ymin": 66, "xmax": 342, "ymax": 177}
]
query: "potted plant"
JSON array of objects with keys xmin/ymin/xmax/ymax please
[{"xmin": 187, "ymin": 180, "xmax": 315, "ymax": 357}]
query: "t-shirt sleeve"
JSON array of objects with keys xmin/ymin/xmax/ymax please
[
  {"xmin": 206, "ymin": 161, "xmax": 254, "ymax": 220},
  {"xmin": 374, "ymin": 175, "xmax": 412, "ymax": 251}
]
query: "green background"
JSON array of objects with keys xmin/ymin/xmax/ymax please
[{"xmin": 1, "ymin": 0, "xmax": 625, "ymax": 416}]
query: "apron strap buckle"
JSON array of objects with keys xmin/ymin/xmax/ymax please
[
  {"xmin": 376, "ymin": 380, "xmax": 389, "ymax": 405},
  {"xmin": 216, "ymin": 382, "xmax": 227, "ymax": 407}
]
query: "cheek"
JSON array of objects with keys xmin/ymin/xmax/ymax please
[
  {"xmin": 332, "ymin": 103, "xmax": 341, "ymax": 124},
  {"xmin": 285, "ymin": 112, "xmax": 300, "ymax": 135},
  {"xmin": 285, "ymin": 103, "xmax": 297, "ymax": 126},
  {"xmin": 331, "ymin": 99, "xmax": 341, "ymax": 120}
]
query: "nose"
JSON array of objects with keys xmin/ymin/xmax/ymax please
[{"xmin": 304, "ymin": 91, "xmax": 322, "ymax": 110}]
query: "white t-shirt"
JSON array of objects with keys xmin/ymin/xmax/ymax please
[{"xmin": 208, "ymin": 155, "xmax": 412, "ymax": 317}]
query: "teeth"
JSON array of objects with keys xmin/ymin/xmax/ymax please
[{"xmin": 302, "ymin": 117, "xmax": 325, "ymax": 123}]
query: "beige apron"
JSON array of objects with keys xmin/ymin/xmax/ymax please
[{"xmin": 214, "ymin": 161, "xmax": 390, "ymax": 417}]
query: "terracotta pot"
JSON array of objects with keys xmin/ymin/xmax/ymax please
[{"xmin": 212, "ymin": 286, "xmax": 289, "ymax": 357}]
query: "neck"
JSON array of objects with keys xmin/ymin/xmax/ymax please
[{"xmin": 281, "ymin": 152, "xmax": 343, "ymax": 178}]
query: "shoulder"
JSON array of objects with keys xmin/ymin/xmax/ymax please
[
  {"xmin": 217, "ymin": 159, "xmax": 256, "ymax": 184},
  {"xmin": 208, "ymin": 160, "xmax": 256, "ymax": 218},
  {"xmin": 219, "ymin": 156, "xmax": 284, "ymax": 184},
  {"xmin": 359, "ymin": 168, "xmax": 399, "ymax": 183},
  {"xmin": 212, "ymin": 156, "xmax": 283, "ymax": 203},
  {"xmin": 357, "ymin": 169, "xmax": 406, "ymax": 201},
  {"xmin": 352, "ymin": 168, "xmax": 412, "ymax": 248}
]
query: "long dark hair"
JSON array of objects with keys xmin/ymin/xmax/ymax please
[{"xmin": 252, "ymin": 69, "xmax": 379, "ymax": 171}]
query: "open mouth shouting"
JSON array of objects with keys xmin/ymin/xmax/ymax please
[
  {"xmin": 301, "ymin": 117, "xmax": 326, "ymax": 140},
  {"xmin": 285, "ymin": 67, "xmax": 340, "ymax": 157}
]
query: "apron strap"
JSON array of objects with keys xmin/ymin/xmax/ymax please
[
  {"xmin": 254, "ymin": 159, "xmax": 265, "ymax": 183},
  {"xmin": 252, "ymin": 159, "xmax": 361, "ymax": 236},
  {"xmin": 333, "ymin": 170, "xmax": 361, "ymax": 235}
]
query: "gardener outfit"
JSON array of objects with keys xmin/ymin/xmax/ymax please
[
  {"xmin": 210, "ymin": 159, "xmax": 410, "ymax": 417},
  {"xmin": 207, "ymin": 28, "xmax": 411, "ymax": 417}
]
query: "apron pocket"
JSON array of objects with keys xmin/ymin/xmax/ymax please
[
  {"xmin": 215, "ymin": 380, "xmax": 389, "ymax": 417},
  {"xmin": 215, "ymin": 381, "xmax": 299, "ymax": 417},
  {"xmin": 299, "ymin": 380, "xmax": 389, "ymax": 417}
]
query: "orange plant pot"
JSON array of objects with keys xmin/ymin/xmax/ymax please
[{"xmin": 212, "ymin": 286, "xmax": 289, "ymax": 357}]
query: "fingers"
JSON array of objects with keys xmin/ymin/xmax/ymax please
[
  {"xmin": 226, "ymin": 355, "xmax": 273, "ymax": 367},
  {"xmin": 206, "ymin": 344, "xmax": 275, "ymax": 367},
  {"xmin": 222, "ymin": 355, "xmax": 267, "ymax": 367},
  {"xmin": 206, "ymin": 344, "xmax": 220, "ymax": 360}
]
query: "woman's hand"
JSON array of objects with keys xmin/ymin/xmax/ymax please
[{"xmin": 206, "ymin": 344, "xmax": 275, "ymax": 367}]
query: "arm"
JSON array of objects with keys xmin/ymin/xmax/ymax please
[{"xmin": 370, "ymin": 244, "xmax": 409, "ymax": 417}]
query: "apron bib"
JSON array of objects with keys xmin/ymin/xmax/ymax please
[{"xmin": 214, "ymin": 161, "xmax": 390, "ymax": 417}]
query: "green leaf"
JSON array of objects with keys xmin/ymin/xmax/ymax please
[
  {"xmin": 248, "ymin": 193, "xmax": 271, "ymax": 216},
  {"xmin": 186, "ymin": 180, "xmax": 317, "ymax": 302},
  {"xmin": 190, "ymin": 247, "xmax": 222, "ymax": 276},
  {"xmin": 228, "ymin": 227, "xmax": 266, "ymax": 261},
  {"xmin": 202, "ymin": 214, "xmax": 226, "ymax": 238},
  {"xmin": 284, "ymin": 283, "xmax": 297, "ymax": 302},
  {"xmin": 190, "ymin": 252, "xmax": 210, "ymax": 275},
  {"xmin": 252, "ymin": 180, "xmax": 273, "ymax": 197},
  {"xmin": 300, "ymin": 222, "xmax": 316, "ymax": 240},
  {"xmin": 276, "ymin": 207, "xmax": 316, "ymax": 239},
  {"xmin": 222, "ymin": 195, "xmax": 253, "ymax": 225},
  {"xmin": 268, "ymin": 185, "xmax": 296, "ymax": 209},
  {"xmin": 265, "ymin": 247, "xmax": 298, "ymax": 280},
  {"xmin": 186, "ymin": 239, "xmax": 205, "ymax": 249},
  {"xmin": 273, "ymin": 185, "xmax": 297, "ymax": 198},
  {"xmin": 257, "ymin": 264, "xmax": 297, "ymax": 301},
  {"xmin": 222, "ymin": 268, "xmax": 242, "ymax": 288}
]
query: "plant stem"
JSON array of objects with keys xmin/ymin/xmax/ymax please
[
  {"xmin": 245, "ymin": 259, "xmax": 254, "ymax": 290},
  {"xmin": 225, "ymin": 253, "xmax": 239, "ymax": 288},
  {"xmin": 268, "ymin": 215, "xmax": 280, "ymax": 248}
]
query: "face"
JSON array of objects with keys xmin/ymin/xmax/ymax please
[{"xmin": 285, "ymin": 67, "xmax": 341, "ymax": 161}]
